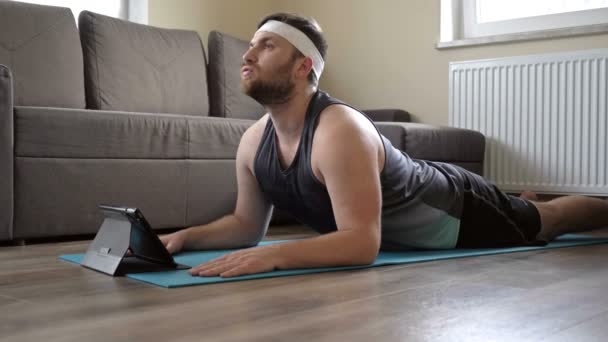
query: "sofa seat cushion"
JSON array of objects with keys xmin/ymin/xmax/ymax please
[
  {"xmin": 79, "ymin": 11, "xmax": 209, "ymax": 116},
  {"xmin": 376, "ymin": 122, "xmax": 485, "ymax": 162},
  {"xmin": 207, "ymin": 31, "xmax": 265, "ymax": 120},
  {"xmin": 0, "ymin": 1, "xmax": 85, "ymax": 108},
  {"xmin": 15, "ymin": 106, "xmax": 254, "ymax": 159},
  {"xmin": 187, "ymin": 117, "xmax": 254, "ymax": 159}
]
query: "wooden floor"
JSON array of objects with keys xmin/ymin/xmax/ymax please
[{"xmin": 2, "ymin": 226, "xmax": 608, "ymax": 342}]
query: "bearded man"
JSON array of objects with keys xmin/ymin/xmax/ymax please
[{"xmin": 161, "ymin": 13, "xmax": 608, "ymax": 278}]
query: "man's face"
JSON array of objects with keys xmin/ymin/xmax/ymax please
[{"xmin": 240, "ymin": 31, "xmax": 300, "ymax": 105}]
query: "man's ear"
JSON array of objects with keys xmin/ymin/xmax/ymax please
[{"xmin": 295, "ymin": 56, "xmax": 314, "ymax": 80}]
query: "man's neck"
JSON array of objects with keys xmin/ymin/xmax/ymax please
[{"xmin": 266, "ymin": 86, "xmax": 317, "ymax": 141}]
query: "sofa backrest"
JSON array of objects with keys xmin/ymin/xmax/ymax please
[
  {"xmin": 207, "ymin": 31, "xmax": 265, "ymax": 120},
  {"xmin": 0, "ymin": 1, "xmax": 85, "ymax": 108},
  {"xmin": 79, "ymin": 11, "xmax": 210, "ymax": 116}
]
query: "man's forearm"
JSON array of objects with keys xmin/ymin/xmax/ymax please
[
  {"xmin": 182, "ymin": 214, "xmax": 265, "ymax": 251},
  {"xmin": 272, "ymin": 229, "xmax": 380, "ymax": 269}
]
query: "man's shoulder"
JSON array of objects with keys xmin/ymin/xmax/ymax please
[
  {"xmin": 316, "ymin": 104, "xmax": 373, "ymax": 137},
  {"xmin": 242, "ymin": 114, "xmax": 270, "ymax": 145},
  {"xmin": 237, "ymin": 114, "xmax": 270, "ymax": 169},
  {"xmin": 313, "ymin": 103, "xmax": 383, "ymax": 159}
]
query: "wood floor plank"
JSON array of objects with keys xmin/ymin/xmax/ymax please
[
  {"xmin": 545, "ymin": 309, "xmax": 608, "ymax": 342},
  {"xmin": 1, "ymin": 226, "xmax": 607, "ymax": 341}
]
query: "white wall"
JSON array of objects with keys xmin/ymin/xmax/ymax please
[
  {"xmin": 149, "ymin": 0, "xmax": 275, "ymax": 42},
  {"xmin": 150, "ymin": 0, "xmax": 608, "ymax": 125}
]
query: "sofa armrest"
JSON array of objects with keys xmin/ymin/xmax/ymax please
[
  {"xmin": 0, "ymin": 65, "xmax": 14, "ymax": 241},
  {"xmin": 363, "ymin": 109, "xmax": 411, "ymax": 122},
  {"xmin": 375, "ymin": 122, "xmax": 486, "ymax": 175}
]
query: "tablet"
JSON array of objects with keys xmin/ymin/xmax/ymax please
[{"xmin": 97, "ymin": 204, "xmax": 189, "ymax": 270}]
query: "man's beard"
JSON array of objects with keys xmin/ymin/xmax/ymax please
[{"xmin": 241, "ymin": 61, "xmax": 295, "ymax": 105}]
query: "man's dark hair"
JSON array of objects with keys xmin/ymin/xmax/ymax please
[{"xmin": 257, "ymin": 13, "xmax": 328, "ymax": 85}]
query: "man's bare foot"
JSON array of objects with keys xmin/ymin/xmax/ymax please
[{"xmin": 520, "ymin": 190, "xmax": 539, "ymax": 201}]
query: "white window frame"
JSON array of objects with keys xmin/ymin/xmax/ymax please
[
  {"xmin": 439, "ymin": 0, "xmax": 608, "ymax": 49},
  {"xmin": 10, "ymin": 0, "xmax": 148, "ymax": 24},
  {"xmin": 127, "ymin": 0, "xmax": 148, "ymax": 25}
]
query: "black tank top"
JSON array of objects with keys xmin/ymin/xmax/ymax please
[{"xmin": 254, "ymin": 91, "xmax": 475, "ymax": 248}]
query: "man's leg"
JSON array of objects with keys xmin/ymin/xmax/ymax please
[{"xmin": 528, "ymin": 193, "xmax": 608, "ymax": 241}]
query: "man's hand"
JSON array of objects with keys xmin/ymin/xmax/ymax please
[
  {"xmin": 160, "ymin": 229, "xmax": 189, "ymax": 254},
  {"xmin": 188, "ymin": 244, "xmax": 282, "ymax": 278}
]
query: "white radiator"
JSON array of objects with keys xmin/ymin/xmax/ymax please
[{"xmin": 449, "ymin": 49, "xmax": 608, "ymax": 195}]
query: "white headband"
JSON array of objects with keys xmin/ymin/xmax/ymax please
[{"xmin": 256, "ymin": 20, "xmax": 325, "ymax": 79}]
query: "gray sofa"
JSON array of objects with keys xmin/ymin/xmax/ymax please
[{"xmin": 0, "ymin": 1, "xmax": 485, "ymax": 243}]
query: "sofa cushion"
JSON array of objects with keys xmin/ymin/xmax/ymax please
[
  {"xmin": 375, "ymin": 122, "xmax": 485, "ymax": 162},
  {"xmin": 15, "ymin": 106, "xmax": 253, "ymax": 159},
  {"xmin": 0, "ymin": 1, "xmax": 85, "ymax": 108},
  {"xmin": 207, "ymin": 31, "xmax": 265, "ymax": 120},
  {"xmin": 79, "ymin": 11, "xmax": 209, "ymax": 116},
  {"xmin": 188, "ymin": 117, "xmax": 253, "ymax": 159},
  {"xmin": 0, "ymin": 65, "xmax": 13, "ymax": 241},
  {"xmin": 14, "ymin": 158, "xmax": 190, "ymax": 238},
  {"xmin": 363, "ymin": 109, "xmax": 411, "ymax": 122}
]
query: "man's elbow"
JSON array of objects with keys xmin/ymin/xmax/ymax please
[
  {"xmin": 357, "ymin": 247, "xmax": 379, "ymax": 265},
  {"xmin": 233, "ymin": 214, "xmax": 268, "ymax": 247},
  {"xmin": 240, "ymin": 232, "xmax": 265, "ymax": 248},
  {"xmin": 350, "ymin": 236, "xmax": 380, "ymax": 265}
]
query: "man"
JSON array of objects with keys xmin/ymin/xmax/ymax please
[{"xmin": 161, "ymin": 13, "xmax": 608, "ymax": 278}]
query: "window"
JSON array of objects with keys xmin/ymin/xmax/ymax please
[
  {"xmin": 12, "ymin": 0, "xmax": 148, "ymax": 24},
  {"xmin": 439, "ymin": 0, "xmax": 608, "ymax": 48},
  {"xmin": 476, "ymin": 0, "xmax": 608, "ymax": 23}
]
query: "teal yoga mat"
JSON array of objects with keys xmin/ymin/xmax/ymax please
[{"xmin": 60, "ymin": 234, "xmax": 608, "ymax": 288}]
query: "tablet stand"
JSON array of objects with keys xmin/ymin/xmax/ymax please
[
  {"xmin": 81, "ymin": 216, "xmax": 132, "ymax": 276},
  {"xmin": 81, "ymin": 215, "xmax": 186, "ymax": 276}
]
